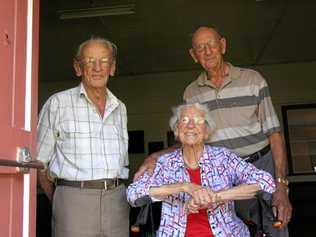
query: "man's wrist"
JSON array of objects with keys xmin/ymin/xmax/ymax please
[
  {"xmin": 275, "ymin": 177, "xmax": 289, "ymax": 186},
  {"xmin": 275, "ymin": 178, "xmax": 290, "ymax": 195}
]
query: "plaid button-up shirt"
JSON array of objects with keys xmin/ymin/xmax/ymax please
[
  {"xmin": 127, "ymin": 145, "xmax": 275, "ymax": 237},
  {"xmin": 37, "ymin": 83, "xmax": 129, "ymax": 180}
]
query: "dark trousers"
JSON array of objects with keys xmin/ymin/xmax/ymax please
[{"xmin": 235, "ymin": 150, "xmax": 289, "ymax": 237}]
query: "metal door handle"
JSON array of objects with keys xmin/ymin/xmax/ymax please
[{"xmin": 0, "ymin": 147, "xmax": 44, "ymax": 172}]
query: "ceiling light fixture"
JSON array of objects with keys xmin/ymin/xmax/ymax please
[{"xmin": 58, "ymin": 4, "xmax": 135, "ymax": 20}]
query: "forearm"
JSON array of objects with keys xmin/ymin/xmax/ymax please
[
  {"xmin": 269, "ymin": 132, "xmax": 288, "ymax": 179},
  {"xmin": 37, "ymin": 169, "xmax": 55, "ymax": 201},
  {"xmin": 185, "ymin": 184, "xmax": 260, "ymax": 213},
  {"xmin": 216, "ymin": 184, "xmax": 260, "ymax": 202},
  {"xmin": 149, "ymin": 183, "xmax": 186, "ymax": 198}
]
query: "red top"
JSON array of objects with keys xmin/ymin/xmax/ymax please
[{"xmin": 185, "ymin": 168, "xmax": 214, "ymax": 237}]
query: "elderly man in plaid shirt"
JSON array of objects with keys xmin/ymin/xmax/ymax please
[{"xmin": 37, "ymin": 36, "xmax": 129, "ymax": 237}]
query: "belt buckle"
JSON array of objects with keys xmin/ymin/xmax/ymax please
[{"xmin": 115, "ymin": 177, "xmax": 119, "ymax": 187}]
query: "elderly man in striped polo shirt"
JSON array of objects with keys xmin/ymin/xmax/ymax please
[
  {"xmin": 135, "ymin": 26, "xmax": 292, "ymax": 237},
  {"xmin": 37, "ymin": 37, "xmax": 129, "ymax": 237}
]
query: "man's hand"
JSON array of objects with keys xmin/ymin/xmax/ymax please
[
  {"xmin": 133, "ymin": 153, "xmax": 158, "ymax": 181},
  {"xmin": 133, "ymin": 145, "xmax": 179, "ymax": 181},
  {"xmin": 272, "ymin": 184, "xmax": 292, "ymax": 228},
  {"xmin": 268, "ymin": 132, "xmax": 292, "ymax": 228},
  {"xmin": 37, "ymin": 169, "xmax": 55, "ymax": 202}
]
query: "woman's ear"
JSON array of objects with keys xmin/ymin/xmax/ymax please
[
  {"xmin": 204, "ymin": 126, "xmax": 211, "ymax": 141},
  {"xmin": 204, "ymin": 130, "xmax": 209, "ymax": 140},
  {"xmin": 174, "ymin": 127, "xmax": 179, "ymax": 139}
]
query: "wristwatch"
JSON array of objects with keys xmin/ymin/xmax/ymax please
[{"xmin": 276, "ymin": 177, "xmax": 289, "ymax": 186}]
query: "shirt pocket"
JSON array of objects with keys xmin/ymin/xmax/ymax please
[
  {"xmin": 57, "ymin": 121, "xmax": 93, "ymax": 155},
  {"xmin": 60, "ymin": 120, "xmax": 92, "ymax": 139}
]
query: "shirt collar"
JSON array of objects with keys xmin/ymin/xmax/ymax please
[
  {"xmin": 77, "ymin": 83, "xmax": 120, "ymax": 113},
  {"xmin": 78, "ymin": 83, "xmax": 89, "ymax": 100},
  {"xmin": 172, "ymin": 145, "xmax": 212, "ymax": 169},
  {"xmin": 197, "ymin": 63, "xmax": 241, "ymax": 89}
]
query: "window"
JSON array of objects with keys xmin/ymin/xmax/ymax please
[{"xmin": 282, "ymin": 104, "xmax": 316, "ymax": 175}]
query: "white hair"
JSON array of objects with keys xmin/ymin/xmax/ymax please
[
  {"xmin": 169, "ymin": 102, "xmax": 216, "ymax": 138},
  {"xmin": 75, "ymin": 36, "xmax": 117, "ymax": 60}
]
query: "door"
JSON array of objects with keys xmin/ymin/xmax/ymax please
[{"xmin": 0, "ymin": 0, "xmax": 39, "ymax": 236}]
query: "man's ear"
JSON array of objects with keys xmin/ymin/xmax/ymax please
[
  {"xmin": 73, "ymin": 61, "xmax": 82, "ymax": 77},
  {"xmin": 110, "ymin": 61, "xmax": 116, "ymax": 76},
  {"xmin": 220, "ymin": 37, "xmax": 226, "ymax": 55},
  {"xmin": 189, "ymin": 48, "xmax": 198, "ymax": 63}
]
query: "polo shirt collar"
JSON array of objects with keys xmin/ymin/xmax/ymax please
[{"xmin": 197, "ymin": 63, "xmax": 241, "ymax": 89}]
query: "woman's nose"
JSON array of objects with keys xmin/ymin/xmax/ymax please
[{"xmin": 186, "ymin": 119, "xmax": 196, "ymax": 127}]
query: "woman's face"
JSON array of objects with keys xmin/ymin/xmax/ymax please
[{"xmin": 175, "ymin": 106, "xmax": 209, "ymax": 147}]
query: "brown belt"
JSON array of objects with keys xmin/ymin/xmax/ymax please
[
  {"xmin": 55, "ymin": 178, "xmax": 122, "ymax": 190},
  {"xmin": 242, "ymin": 145, "xmax": 271, "ymax": 163}
]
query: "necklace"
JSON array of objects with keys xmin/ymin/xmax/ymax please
[
  {"xmin": 184, "ymin": 160, "xmax": 199, "ymax": 170},
  {"xmin": 182, "ymin": 148, "xmax": 202, "ymax": 170}
]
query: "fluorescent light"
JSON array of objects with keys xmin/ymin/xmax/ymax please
[{"xmin": 58, "ymin": 4, "xmax": 135, "ymax": 19}]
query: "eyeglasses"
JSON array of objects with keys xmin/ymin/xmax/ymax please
[
  {"xmin": 180, "ymin": 116, "xmax": 205, "ymax": 125},
  {"xmin": 193, "ymin": 39, "xmax": 221, "ymax": 53},
  {"xmin": 79, "ymin": 57, "xmax": 112, "ymax": 68}
]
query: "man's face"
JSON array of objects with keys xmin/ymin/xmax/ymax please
[
  {"xmin": 74, "ymin": 42, "xmax": 116, "ymax": 90},
  {"xmin": 189, "ymin": 28, "xmax": 226, "ymax": 72}
]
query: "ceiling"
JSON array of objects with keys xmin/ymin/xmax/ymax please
[{"xmin": 39, "ymin": 0, "xmax": 316, "ymax": 81}]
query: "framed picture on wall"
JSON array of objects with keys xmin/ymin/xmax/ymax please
[
  {"xmin": 282, "ymin": 104, "xmax": 316, "ymax": 175},
  {"xmin": 128, "ymin": 130, "xmax": 144, "ymax": 154},
  {"xmin": 167, "ymin": 130, "xmax": 177, "ymax": 147},
  {"xmin": 148, "ymin": 141, "xmax": 164, "ymax": 155}
]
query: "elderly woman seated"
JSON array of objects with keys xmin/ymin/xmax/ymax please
[{"xmin": 127, "ymin": 103, "xmax": 275, "ymax": 237}]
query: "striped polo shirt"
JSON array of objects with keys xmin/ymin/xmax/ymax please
[{"xmin": 183, "ymin": 64, "xmax": 280, "ymax": 157}]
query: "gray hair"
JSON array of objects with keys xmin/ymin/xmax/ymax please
[
  {"xmin": 75, "ymin": 36, "xmax": 117, "ymax": 61},
  {"xmin": 169, "ymin": 102, "xmax": 216, "ymax": 138}
]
